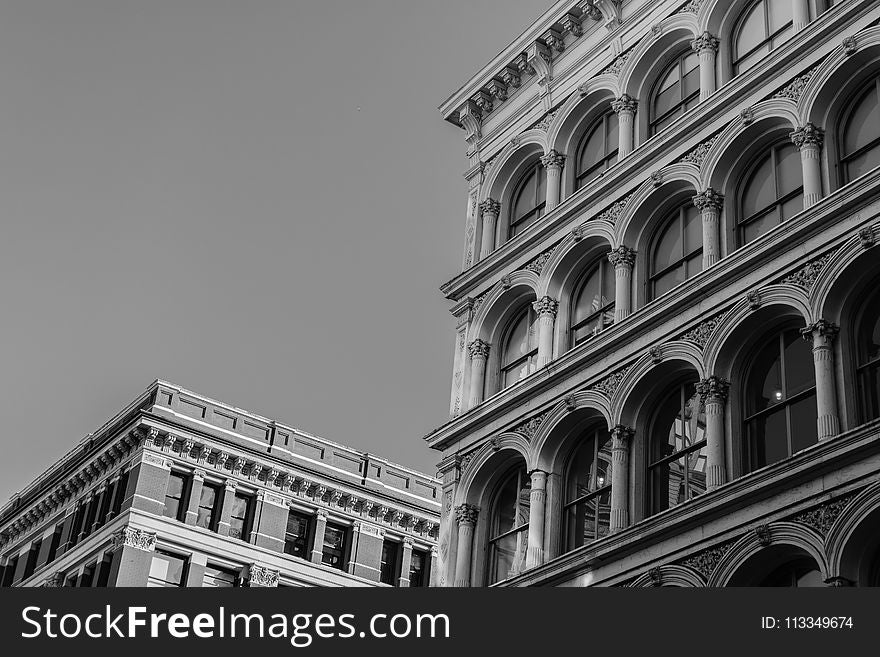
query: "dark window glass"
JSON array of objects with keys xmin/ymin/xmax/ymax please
[
  {"xmin": 738, "ymin": 142, "xmax": 803, "ymax": 245},
  {"xmin": 509, "ymin": 163, "xmax": 546, "ymax": 238},
  {"xmin": 650, "ymin": 204, "xmax": 703, "ymax": 299},
  {"xmin": 564, "ymin": 426, "xmax": 612, "ymax": 550},
  {"xmin": 650, "ymin": 51, "xmax": 700, "ymax": 135},
  {"xmin": 321, "ymin": 523, "xmax": 348, "ymax": 570},
  {"xmin": 111, "ymin": 470, "xmax": 129, "ymax": 517},
  {"xmin": 501, "ymin": 306, "xmax": 538, "ymax": 389},
  {"xmin": 488, "ymin": 465, "xmax": 530, "ymax": 584},
  {"xmin": 649, "ymin": 382, "xmax": 707, "ymax": 515},
  {"xmin": 857, "ymin": 290, "xmax": 880, "ymax": 423},
  {"xmin": 95, "ymin": 554, "xmax": 113, "ymax": 587},
  {"xmin": 744, "ymin": 328, "xmax": 817, "ymax": 471},
  {"xmin": 147, "ymin": 551, "xmax": 187, "ymax": 587},
  {"xmin": 409, "ymin": 549, "xmax": 429, "ymax": 587},
  {"xmin": 47, "ymin": 524, "xmax": 63, "ymax": 564},
  {"xmin": 732, "ymin": 0, "xmax": 794, "ymax": 76},
  {"xmin": 228, "ymin": 493, "xmax": 253, "ymax": 541},
  {"xmin": 759, "ymin": 557, "xmax": 824, "ymax": 587},
  {"xmin": 284, "ymin": 511, "xmax": 312, "ymax": 559},
  {"xmin": 1, "ymin": 556, "xmax": 18, "ymax": 587},
  {"xmin": 23, "ymin": 540, "xmax": 41, "ymax": 579},
  {"xmin": 203, "ymin": 565, "xmax": 238, "ymax": 587},
  {"xmin": 69, "ymin": 502, "xmax": 87, "ymax": 547},
  {"xmin": 841, "ymin": 78, "xmax": 880, "ymax": 183},
  {"xmin": 576, "ymin": 111, "xmax": 619, "ymax": 189},
  {"xmin": 79, "ymin": 562, "xmax": 96, "ymax": 588},
  {"xmin": 196, "ymin": 483, "xmax": 221, "ymax": 531},
  {"xmin": 570, "ymin": 259, "xmax": 615, "ymax": 346},
  {"xmin": 380, "ymin": 540, "xmax": 399, "ymax": 585},
  {"xmin": 163, "ymin": 472, "xmax": 189, "ymax": 522}
]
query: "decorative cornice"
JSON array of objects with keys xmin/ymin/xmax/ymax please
[{"xmin": 110, "ymin": 526, "xmax": 156, "ymax": 553}]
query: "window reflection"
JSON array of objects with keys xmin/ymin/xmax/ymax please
[
  {"xmin": 488, "ymin": 466, "xmax": 530, "ymax": 584},
  {"xmin": 501, "ymin": 307, "xmax": 539, "ymax": 389},
  {"xmin": 732, "ymin": 0, "xmax": 794, "ymax": 76},
  {"xmin": 576, "ymin": 111, "xmax": 619, "ymax": 189},
  {"xmin": 841, "ymin": 78, "xmax": 880, "ymax": 183},
  {"xmin": 738, "ymin": 142, "xmax": 803, "ymax": 245},
  {"xmin": 564, "ymin": 426, "xmax": 612, "ymax": 550},
  {"xmin": 650, "ymin": 204, "xmax": 703, "ymax": 299},
  {"xmin": 509, "ymin": 163, "xmax": 546, "ymax": 238},
  {"xmin": 650, "ymin": 51, "xmax": 700, "ymax": 134},
  {"xmin": 570, "ymin": 259, "xmax": 615, "ymax": 346}
]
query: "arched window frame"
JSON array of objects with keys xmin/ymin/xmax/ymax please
[
  {"xmin": 648, "ymin": 203, "xmax": 703, "ymax": 301},
  {"xmin": 838, "ymin": 77, "xmax": 880, "ymax": 186},
  {"xmin": 647, "ymin": 380, "xmax": 707, "ymax": 516},
  {"xmin": 508, "ymin": 161, "xmax": 546, "ymax": 239},
  {"xmin": 569, "ymin": 258, "xmax": 615, "ymax": 347},
  {"xmin": 574, "ymin": 110, "xmax": 619, "ymax": 190},
  {"xmin": 648, "ymin": 49, "xmax": 700, "ymax": 136},
  {"xmin": 563, "ymin": 425, "xmax": 612, "ymax": 551},
  {"xmin": 855, "ymin": 286, "xmax": 880, "ymax": 424},
  {"xmin": 742, "ymin": 325, "xmax": 818, "ymax": 473},
  {"xmin": 500, "ymin": 305, "xmax": 538, "ymax": 390},
  {"xmin": 731, "ymin": 0, "xmax": 795, "ymax": 77},
  {"xmin": 487, "ymin": 465, "xmax": 530, "ymax": 585},
  {"xmin": 736, "ymin": 140, "xmax": 803, "ymax": 247}
]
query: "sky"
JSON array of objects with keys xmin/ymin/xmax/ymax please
[{"xmin": 0, "ymin": 0, "xmax": 547, "ymax": 500}]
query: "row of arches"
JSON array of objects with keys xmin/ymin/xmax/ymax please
[
  {"xmin": 464, "ymin": 37, "xmax": 880, "ymax": 408},
  {"xmin": 449, "ymin": 226, "xmax": 880, "ymax": 586},
  {"xmin": 471, "ymin": 8, "xmax": 875, "ymax": 264}
]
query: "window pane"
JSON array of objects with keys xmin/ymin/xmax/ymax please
[
  {"xmin": 654, "ymin": 213, "xmax": 683, "ymax": 271},
  {"xmin": 847, "ymin": 148, "xmax": 880, "ymax": 181},
  {"xmin": 683, "ymin": 205, "xmax": 702, "ymax": 251},
  {"xmin": 742, "ymin": 154, "xmax": 775, "ymax": 217},
  {"xmin": 681, "ymin": 60, "xmax": 700, "ymax": 100},
  {"xmin": 844, "ymin": 87, "xmax": 880, "ymax": 156},
  {"xmin": 196, "ymin": 485, "xmax": 218, "ymax": 529},
  {"xmin": 654, "ymin": 85, "xmax": 680, "ymax": 121},
  {"xmin": 322, "ymin": 525, "xmax": 346, "ymax": 569},
  {"xmin": 780, "ymin": 194, "xmax": 803, "ymax": 222},
  {"xmin": 742, "ymin": 210, "xmax": 779, "ymax": 244},
  {"xmin": 203, "ymin": 565, "xmax": 237, "ymax": 587},
  {"xmin": 148, "ymin": 553, "xmax": 186, "ymax": 587},
  {"xmin": 736, "ymin": 48, "xmax": 768, "ymax": 75},
  {"xmin": 409, "ymin": 551, "xmax": 427, "ymax": 587},
  {"xmin": 750, "ymin": 408, "xmax": 789, "ymax": 468},
  {"xmin": 284, "ymin": 512, "xmax": 311, "ymax": 558},
  {"xmin": 736, "ymin": 3, "xmax": 766, "ymax": 58},
  {"xmin": 578, "ymin": 122, "xmax": 605, "ymax": 174},
  {"xmin": 513, "ymin": 169, "xmax": 538, "ymax": 222},
  {"xmin": 751, "ymin": 336, "xmax": 784, "ymax": 412},
  {"xmin": 783, "ymin": 329, "xmax": 815, "ymax": 396},
  {"xmin": 790, "ymin": 393, "xmax": 818, "ymax": 453},
  {"xmin": 502, "ymin": 310, "xmax": 531, "ymax": 369},
  {"xmin": 606, "ymin": 113, "xmax": 619, "ymax": 154},
  {"xmin": 776, "ymin": 143, "xmax": 802, "ymax": 196},
  {"xmin": 768, "ymin": 0, "xmax": 793, "ymax": 31},
  {"xmin": 490, "ymin": 532, "xmax": 517, "ymax": 583},
  {"xmin": 380, "ymin": 541, "xmax": 399, "ymax": 585},
  {"xmin": 653, "ymin": 269, "xmax": 682, "ymax": 297}
]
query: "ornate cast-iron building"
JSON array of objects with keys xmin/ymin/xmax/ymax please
[
  {"xmin": 0, "ymin": 380, "xmax": 439, "ymax": 587},
  {"xmin": 427, "ymin": 0, "xmax": 880, "ymax": 587}
]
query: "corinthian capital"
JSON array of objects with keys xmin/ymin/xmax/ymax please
[
  {"xmin": 479, "ymin": 198, "xmax": 501, "ymax": 217},
  {"xmin": 691, "ymin": 31, "xmax": 719, "ymax": 54},
  {"xmin": 801, "ymin": 319, "xmax": 839, "ymax": 344},
  {"xmin": 611, "ymin": 94, "xmax": 638, "ymax": 115},
  {"xmin": 790, "ymin": 123, "xmax": 824, "ymax": 150},
  {"xmin": 697, "ymin": 376, "xmax": 730, "ymax": 404},
  {"xmin": 611, "ymin": 425, "xmax": 634, "ymax": 447},
  {"xmin": 532, "ymin": 296, "xmax": 559, "ymax": 318},
  {"xmin": 454, "ymin": 503, "xmax": 480, "ymax": 526},
  {"xmin": 468, "ymin": 339, "xmax": 491, "ymax": 360},
  {"xmin": 607, "ymin": 245, "xmax": 636, "ymax": 268},
  {"xmin": 540, "ymin": 149, "xmax": 566, "ymax": 169},
  {"xmin": 692, "ymin": 188, "xmax": 724, "ymax": 212}
]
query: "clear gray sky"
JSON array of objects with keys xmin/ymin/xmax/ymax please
[{"xmin": 0, "ymin": 1, "xmax": 544, "ymax": 499}]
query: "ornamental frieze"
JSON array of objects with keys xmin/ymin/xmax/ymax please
[
  {"xmin": 245, "ymin": 563, "xmax": 279, "ymax": 588},
  {"xmin": 523, "ymin": 244, "xmax": 560, "ymax": 275},
  {"xmin": 111, "ymin": 526, "xmax": 157, "ymax": 553},
  {"xmin": 779, "ymin": 251, "xmax": 835, "ymax": 291},
  {"xmin": 789, "ymin": 495, "xmax": 854, "ymax": 536},
  {"xmin": 679, "ymin": 135, "xmax": 720, "ymax": 168},
  {"xmin": 600, "ymin": 49, "xmax": 631, "ymax": 77},
  {"xmin": 596, "ymin": 192, "xmax": 634, "ymax": 225},
  {"xmin": 532, "ymin": 109, "xmax": 559, "ymax": 133},
  {"xmin": 679, "ymin": 539, "xmax": 736, "ymax": 579},
  {"xmin": 590, "ymin": 364, "xmax": 633, "ymax": 398},
  {"xmin": 772, "ymin": 64, "xmax": 821, "ymax": 102},
  {"xmin": 679, "ymin": 0, "xmax": 705, "ymax": 14},
  {"xmin": 513, "ymin": 410, "xmax": 551, "ymax": 441},
  {"xmin": 679, "ymin": 312, "xmax": 728, "ymax": 348}
]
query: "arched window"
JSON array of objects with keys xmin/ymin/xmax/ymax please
[
  {"xmin": 500, "ymin": 306, "xmax": 538, "ymax": 389},
  {"xmin": 564, "ymin": 426, "xmax": 612, "ymax": 551},
  {"xmin": 648, "ymin": 381, "xmax": 706, "ymax": 515},
  {"xmin": 649, "ymin": 204, "xmax": 703, "ymax": 299},
  {"xmin": 575, "ymin": 111, "xmax": 619, "ymax": 189},
  {"xmin": 509, "ymin": 162, "xmax": 546, "ymax": 238},
  {"xmin": 488, "ymin": 465, "xmax": 530, "ymax": 584},
  {"xmin": 737, "ymin": 141, "xmax": 803, "ymax": 245},
  {"xmin": 649, "ymin": 50, "xmax": 700, "ymax": 135},
  {"xmin": 743, "ymin": 327, "xmax": 817, "ymax": 472},
  {"xmin": 857, "ymin": 290, "xmax": 880, "ymax": 423},
  {"xmin": 570, "ymin": 259, "xmax": 615, "ymax": 346},
  {"xmin": 758, "ymin": 558, "xmax": 823, "ymax": 587},
  {"xmin": 840, "ymin": 78, "xmax": 880, "ymax": 184},
  {"xmin": 732, "ymin": 0, "xmax": 794, "ymax": 76}
]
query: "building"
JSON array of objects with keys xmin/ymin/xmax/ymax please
[
  {"xmin": 427, "ymin": 0, "xmax": 880, "ymax": 587},
  {"xmin": 0, "ymin": 380, "xmax": 439, "ymax": 587}
]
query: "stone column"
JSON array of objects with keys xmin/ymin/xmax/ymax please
[
  {"xmin": 691, "ymin": 32, "xmax": 719, "ymax": 101},
  {"xmin": 398, "ymin": 537, "xmax": 414, "ymax": 588},
  {"xmin": 693, "ymin": 188, "xmax": 724, "ymax": 268},
  {"xmin": 478, "ymin": 199, "xmax": 501, "ymax": 260},
  {"xmin": 532, "ymin": 297, "xmax": 558, "ymax": 368},
  {"xmin": 540, "ymin": 150, "xmax": 566, "ymax": 211},
  {"xmin": 609, "ymin": 426, "xmax": 633, "ymax": 533},
  {"xmin": 802, "ymin": 320, "xmax": 841, "ymax": 440},
  {"xmin": 791, "ymin": 123, "xmax": 824, "ymax": 209},
  {"xmin": 698, "ymin": 376, "xmax": 730, "ymax": 491},
  {"xmin": 310, "ymin": 508, "xmax": 329, "ymax": 564},
  {"xmin": 429, "ymin": 547, "xmax": 439, "ymax": 587},
  {"xmin": 243, "ymin": 563, "xmax": 280, "ymax": 588},
  {"xmin": 792, "ymin": 0, "xmax": 810, "ymax": 32},
  {"xmin": 452, "ymin": 504, "xmax": 479, "ymax": 587},
  {"xmin": 525, "ymin": 470, "xmax": 547, "ymax": 570},
  {"xmin": 467, "ymin": 339, "xmax": 490, "ymax": 408},
  {"xmin": 184, "ymin": 552, "xmax": 208, "ymax": 587},
  {"xmin": 608, "ymin": 246, "xmax": 636, "ymax": 322},
  {"xmin": 184, "ymin": 469, "xmax": 206, "ymax": 526},
  {"xmin": 216, "ymin": 480, "xmax": 238, "ymax": 537},
  {"xmin": 106, "ymin": 526, "xmax": 156, "ymax": 587},
  {"xmin": 611, "ymin": 95, "xmax": 638, "ymax": 158}
]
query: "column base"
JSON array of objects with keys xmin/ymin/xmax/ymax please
[
  {"xmin": 817, "ymin": 414, "xmax": 840, "ymax": 441},
  {"xmin": 525, "ymin": 546, "xmax": 544, "ymax": 570}
]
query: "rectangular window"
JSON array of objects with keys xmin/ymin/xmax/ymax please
[
  {"xmin": 147, "ymin": 551, "xmax": 187, "ymax": 587},
  {"xmin": 95, "ymin": 554, "xmax": 113, "ymax": 587},
  {"xmin": 284, "ymin": 510, "xmax": 312, "ymax": 559},
  {"xmin": 79, "ymin": 562, "xmax": 96, "ymax": 588},
  {"xmin": 111, "ymin": 470, "xmax": 129, "ymax": 518},
  {"xmin": 163, "ymin": 472, "xmax": 189, "ymax": 522},
  {"xmin": 63, "ymin": 572, "xmax": 78, "ymax": 588},
  {"xmin": 321, "ymin": 523, "xmax": 348, "ymax": 570},
  {"xmin": 1, "ymin": 556, "xmax": 18, "ymax": 587},
  {"xmin": 69, "ymin": 503, "xmax": 87, "ymax": 546},
  {"xmin": 409, "ymin": 549, "xmax": 429, "ymax": 587},
  {"xmin": 203, "ymin": 565, "xmax": 238, "ymax": 588},
  {"xmin": 196, "ymin": 482, "xmax": 221, "ymax": 531},
  {"xmin": 380, "ymin": 539, "xmax": 399, "ymax": 585},
  {"xmin": 82, "ymin": 495, "xmax": 98, "ymax": 538},
  {"xmin": 228, "ymin": 493, "xmax": 254, "ymax": 541},
  {"xmin": 47, "ymin": 524, "xmax": 63, "ymax": 564},
  {"xmin": 23, "ymin": 539, "xmax": 41, "ymax": 580}
]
